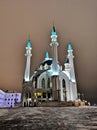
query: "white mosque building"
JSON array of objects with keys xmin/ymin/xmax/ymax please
[{"xmin": 22, "ymin": 26, "xmax": 78, "ymax": 107}]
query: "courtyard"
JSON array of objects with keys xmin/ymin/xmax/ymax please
[{"xmin": 0, "ymin": 106, "xmax": 97, "ymax": 130}]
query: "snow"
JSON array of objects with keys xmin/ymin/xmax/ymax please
[{"xmin": 0, "ymin": 106, "xmax": 97, "ymax": 129}]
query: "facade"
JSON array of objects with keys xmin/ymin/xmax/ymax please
[
  {"xmin": 22, "ymin": 27, "xmax": 78, "ymax": 107},
  {"xmin": 0, "ymin": 90, "xmax": 6, "ymax": 107},
  {"xmin": 0, "ymin": 89, "xmax": 21, "ymax": 108}
]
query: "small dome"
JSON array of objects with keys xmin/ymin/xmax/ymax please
[
  {"xmin": 40, "ymin": 58, "xmax": 62, "ymax": 68},
  {"xmin": 68, "ymin": 42, "xmax": 73, "ymax": 50},
  {"xmin": 40, "ymin": 59, "xmax": 52, "ymax": 66},
  {"xmin": 27, "ymin": 40, "xmax": 31, "ymax": 47}
]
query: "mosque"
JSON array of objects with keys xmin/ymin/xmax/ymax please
[{"xmin": 22, "ymin": 27, "xmax": 78, "ymax": 107}]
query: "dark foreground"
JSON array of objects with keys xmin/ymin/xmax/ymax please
[{"xmin": 0, "ymin": 106, "xmax": 97, "ymax": 130}]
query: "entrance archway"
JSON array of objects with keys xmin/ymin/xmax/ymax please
[{"xmin": 25, "ymin": 91, "xmax": 32, "ymax": 107}]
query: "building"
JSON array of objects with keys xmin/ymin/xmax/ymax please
[
  {"xmin": 22, "ymin": 26, "xmax": 78, "ymax": 107},
  {"xmin": 0, "ymin": 90, "xmax": 6, "ymax": 107},
  {"xmin": 0, "ymin": 89, "xmax": 21, "ymax": 108}
]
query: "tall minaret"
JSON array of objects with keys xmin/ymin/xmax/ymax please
[
  {"xmin": 24, "ymin": 40, "xmax": 32, "ymax": 82},
  {"xmin": 50, "ymin": 26, "xmax": 59, "ymax": 71},
  {"xmin": 67, "ymin": 42, "xmax": 76, "ymax": 82},
  {"xmin": 50, "ymin": 26, "xmax": 59, "ymax": 101}
]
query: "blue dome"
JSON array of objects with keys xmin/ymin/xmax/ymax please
[
  {"xmin": 27, "ymin": 40, "xmax": 31, "ymax": 47},
  {"xmin": 68, "ymin": 42, "xmax": 73, "ymax": 50},
  {"xmin": 51, "ymin": 26, "xmax": 56, "ymax": 35}
]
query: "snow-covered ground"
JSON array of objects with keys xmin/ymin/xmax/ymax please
[
  {"xmin": 0, "ymin": 106, "xmax": 97, "ymax": 130},
  {"xmin": 0, "ymin": 109, "xmax": 8, "ymax": 116}
]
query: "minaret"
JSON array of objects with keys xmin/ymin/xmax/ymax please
[
  {"xmin": 50, "ymin": 26, "xmax": 59, "ymax": 101},
  {"xmin": 50, "ymin": 26, "xmax": 59, "ymax": 71},
  {"xmin": 67, "ymin": 42, "xmax": 76, "ymax": 82},
  {"xmin": 24, "ymin": 40, "xmax": 32, "ymax": 82},
  {"xmin": 67, "ymin": 42, "xmax": 78, "ymax": 101}
]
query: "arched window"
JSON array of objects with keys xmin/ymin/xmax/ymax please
[
  {"xmin": 48, "ymin": 78, "xmax": 50, "ymax": 88},
  {"xmin": 26, "ymin": 91, "xmax": 31, "ymax": 99},
  {"xmin": 62, "ymin": 79, "xmax": 66, "ymax": 101},
  {"xmin": 62, "ymin": 79, "xmax": 66, "ymax": 88},
  {"xmin": 26, "ymin": 93, "xmax": 28, "ymax": 99},
  {"xmin": 42, "ymin": 78, "xmax": 45, "ymax": 88},
  {"xmin": 34, "ymin": 78, "xmax": 37, "ymax": 88},
  {"xmin": 29, "ymin": 92, "xmax": 31, "ymax": 98}
]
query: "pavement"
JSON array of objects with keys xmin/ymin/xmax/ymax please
[{"xmin": 0, "ymin": 106, "xmax": 97, "ymax": 130}]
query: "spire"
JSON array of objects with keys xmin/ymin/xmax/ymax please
[
  {"xmin": 68, "ymin": 42, "xmax": 73, "ymax": 51},
  {"xmin": 51, "ymin": 26, "xmax": 56, "ymax": 35},
  {"xmin": 45, "ymin": 51, "xmax": 49, "ymax": 59},
  {"xmin": 27, "ymin": 40, "xmax": 31, "ymax": 47},
  {"xmin": 50, "ymin": 26, "xmax": 58, "ymax": 43}
]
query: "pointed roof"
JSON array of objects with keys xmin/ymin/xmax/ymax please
[
  {"xmin": 68, "ymin": 42, "xmax": 73, "ymax": 50},
  {"xmin": 45, "ymin": 51, "xmax": 49, "ymax": 59},
  {"xmin": 27, "ymin": 40, "xmax": 31, "ymax": 47},
  {"xmin": 51, "ymin": 26, "xmax": 57, "ymax": 35}
]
